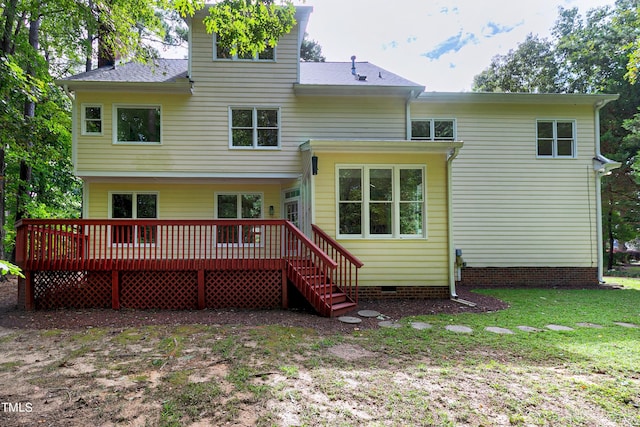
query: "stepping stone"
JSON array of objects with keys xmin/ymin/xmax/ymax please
[
  {"xmin": 546, "ymin": 324, "xmax": 574, "ymax": 331},
  {"xmin": 358, "ymin": 310, "xmax": 381, "ymax": 318},
  {"xmin": 576, "ymin": 322, "xmax": 603, "ymax": 328},
  {"xmin": 410, "ymin": 322, "xmax": 433, "ymax": 330},
  {"xmin": 378, "ymin": 321, "xmax": 401, "ymax": 328},
  {"xmin": 445, "ymin": 325, "xmax": 473, "ymax": 334},
  {"xmin": 485, "ymin": 326, "xmax": 514, "ymax": 335},
  {"xmin": 338, "ymin": 316, "xmax": 362, "ymax": 324},
  {"xmin": 517, "ymin": 326, "xmax": 542, "ymax": 332},
  {"xmin": 613, "ymin": 322, "xmax": 639, "ymax": 328}
]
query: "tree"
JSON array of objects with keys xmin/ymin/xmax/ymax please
[
  {"xmin": 300, "ymin": 33, "xmax": 325, "ymax": 62},
  {"xmin": 473, "ymin": 0, "xmax": 640, "ymax": 269},
  {"xmin": 0, "ymin": 0, "xmax": 297, "ymax": 260}
]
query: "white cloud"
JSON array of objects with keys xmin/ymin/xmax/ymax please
[{"xmin": 303, "ymin": 0, "xmax": 617, "ymax": 91}]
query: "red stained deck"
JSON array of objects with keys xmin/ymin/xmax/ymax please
[{"xmin": 15, "ymin": 219, "xmax": 363, "ymax": 317}]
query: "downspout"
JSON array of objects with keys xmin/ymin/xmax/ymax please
[
  {"xmin": 593, "ymin": 98, "xmax": 620, "ymax": 283},
  {"xmin": 447, "ymin": 145, "xmax": 462, "ymax": 298}
]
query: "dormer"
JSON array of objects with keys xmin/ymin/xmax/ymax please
[{"xmin": 186, "ymin": 5, "xmax": 313, "ymax": 85}]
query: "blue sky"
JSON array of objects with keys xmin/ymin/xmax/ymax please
[{"xmin": 302, "ymin": 0, "xmax": 617, "ymax": 91}]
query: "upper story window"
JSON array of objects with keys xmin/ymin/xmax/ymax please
[
  {"xmin": 338, "ymin": 165, "xmax": 426, "ymax": 239},
  {"xmin": 110, "ymin": 192, "xmax": 158, "ymax": 245},
  {"xmin": 411, "ymin": 119, "xmax": 455, "ymax": 141},
  {"xmin": 114, "ymin": 105, "xmax": 161, "ymax": 144},
  {"xmin": 537, "ymin": 120, "xmax": 576, "ymax": 158},
  {"xmin": 230, "ymin": 107, "xmax": 280, "ymax": 149},
  {"xmin": 81, "ymin": 104, "xmax": 102, "ymax": 135},
  {"xmin": 214, "ymin": 34, "xmax": 275, "ymax": 61}
]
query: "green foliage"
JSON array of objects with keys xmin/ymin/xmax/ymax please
[
  {"xmin": 203, "ymin": 0, "xmax": 296, "ymax": 57},
  {"xmin": 300, "ymin": 33, "xmax": 325, "ymax": 62},
  {"xmin": 0, "ymin": 260, "xmax": 23, "ymax": 277}
]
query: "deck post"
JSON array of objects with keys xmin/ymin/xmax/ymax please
[
  {"xmin": 111, "ymin": 270, "xmax": 120, "ymax": 310},
  {"xmin": 281, "ymin": 260, "xmax": 288, "ymax": 309},
  {"xmin": 23, "ymin": 272, "xmax": 34, "ymax": 310},
  {"xmin": 197, "ymin": 269, "xmax": 205, "ymax": 309}
]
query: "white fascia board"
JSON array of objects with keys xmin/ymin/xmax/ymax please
[
  {"xmin": 301, "ymin": 139, "xmax": 463, "ymax": 154},
  {"xmin": 416, "ymin": 92, "xmax": 620, "ymax": 105}
]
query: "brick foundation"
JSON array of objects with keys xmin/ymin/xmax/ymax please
[
  {"xmin": 358, "ymin": 286, "xmax": 450, "ymax": 300},
  {"xmin": 459, "ymin": 267, "xmax": 599, "ymax": 287}
]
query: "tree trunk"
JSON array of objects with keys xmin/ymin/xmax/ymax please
[
  {"xmin": 606, "ymin": 196, "xmax": 615, "ymax": 271},
  {"xmin": 15, "ymin": 14, "xmax": 40, "ymax": 222},
  {"xmin": 85, "ymin": 0, "xmax": 94, "ymax": 72},
  {"xmin": 0, "ymin": 0, "xmax": 18, "ymax": 55}
]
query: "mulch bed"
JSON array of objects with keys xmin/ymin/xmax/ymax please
[{"xmin": 0, "ymin": 276, "xmax": 509, "ymax": 333}]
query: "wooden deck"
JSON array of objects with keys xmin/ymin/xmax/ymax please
[{"xmin": 15, "ymin": 219, "xmax": 363, "ymax": 317}]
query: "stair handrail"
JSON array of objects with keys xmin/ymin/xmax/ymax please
[
  {"xmin": 311, "ymin": 225, "xmax": 364, "ymax": 268},
  {"xmin": 282, "ymin": 221, "xmax": 338, "ymax": 269}
]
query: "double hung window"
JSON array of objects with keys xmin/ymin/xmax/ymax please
[
  {"xmin": 411, "ymin": 119, "xmax": 455, "ymax": 141},
  {"xmin": 216, "ymin": 193, "xmax": 263, "ymax": 245},
  {"xmin": 82, "ymin": 104, "xmax": 102, "ymax": 135},
  {"xmin": 230, "ymin": 107, "xmax": 280, "ymax": 148},
  {"xmin": 110, "ymin": 193, "xmax": 158, "ymax": 245},
  {"xmin": 338, "ymin": 166, "xmax": 425, "ymax": 238},
  {"xmin": 536, "ymin": 120, "xmax": 576, "ymax": 158}
]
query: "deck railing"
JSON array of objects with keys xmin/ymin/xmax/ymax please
[{"xmin": 14, "ymin": 219, "xmax": 361, "ymax": 314}]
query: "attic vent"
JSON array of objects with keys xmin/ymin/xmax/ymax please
[{"xmin": 357, "ymin": 74, "xmax": 367, "ymax": 81}]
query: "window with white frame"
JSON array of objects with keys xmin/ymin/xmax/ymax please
[
  {"xmin": 338, "ymin": 166, "xmax": 425, "ymax": 238},
  {"xmin": 110, "ymin": 193, "xmax": 158, "ymax": 245},
  {"xmin": 230, "ymin": 107, "xmax": 280, "ymax": 148},
  {"xmin": 215, "ymin": 193, "xmax": 263, "ymax": 245},
  {"xmin": 81, "ymin": 104, "xmax": 102, "ymax": 135},
  {"xmin": 411, "ymin": 119, "xmax": 455, "ymax": 141},
  {"xmin": 536, "ymin": 120, "xmax": 576, "ymax": 158},
  {"xmin": 214, "ymin": 34, "xmax": 275, "ymax": 61},
  {"xmin": 114, "ymin": 105, "xmax": 161, "ymax": 144}
]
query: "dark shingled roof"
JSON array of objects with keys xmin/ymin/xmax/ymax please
[
  {"xmin": 64, "ymin": 59, "xmax": 189, "ymax": 83},
  {"xmin": 299, "ymin": 61, "xmax": 422, "ymax": 88},
  {"xmin": 62, "ymin": 58, "xmax": 422, "ymax": 90}
]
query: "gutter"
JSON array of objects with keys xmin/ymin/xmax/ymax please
[
  {"xmin": 447, "ymin": 145, "xmax": 462, "ymax": 298},
  {"xmin": 593, "ymin": 97, "xmax": 621, "ymax": 283}
]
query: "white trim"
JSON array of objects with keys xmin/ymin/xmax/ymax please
[
  {"xmin": 536, "ymin": 119, "xmax": 577, "ymax": 159},
  {"xmin": 112, "ymin": 104, "xmax": 162, "ymax": 145},
  {"xmin": 335, "ymin": 164, "xmax": 427, "ymax": 240},
  {"xmin": 213, "ymin": 192, "xmax": 265, "ymax": 247},
  {"xmin": 80, "ymin": 103, "xmax": 103, "ymax": 136},
  {"xmin": 78, "ymin": 171, "xmax": 300, "ymax": 180},
  {"xmin": 228, "ymin": 106, "xmax": 281, "ymax": 150}
]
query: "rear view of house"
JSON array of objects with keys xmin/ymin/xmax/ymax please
[{"xmin": 15, "ymin": 6, "xmax": 618, "ymax": 315}]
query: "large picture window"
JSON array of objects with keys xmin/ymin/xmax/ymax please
[
  {"xmin": 411, "ymin": 119, "xmax": 455, "ymax": 141},
  {"xmin": 110, "ymin": 193, "xmax": 158, "ymax": 245},
  {"xmin": 230, "ymin": 107, "xmax": 280, "ymax": 148},
  {"xmin": 114, "ymin": 105, "xmax": 161, "ymax": 144},
  {"xmin": 338, "ymin": 166, "xmax": 425, "ymax": 238},
  {"xmin": 537, "ymin": 120, "xmax": 575, "ymax": 158},
  {"xmin": 216, "ymin": 193, "xmax": 263, "ymax": 245}
]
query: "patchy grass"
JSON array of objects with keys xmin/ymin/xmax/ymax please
[{"xmin": 2, "ymin": 286, "xmax": 639, "ymax": 426}]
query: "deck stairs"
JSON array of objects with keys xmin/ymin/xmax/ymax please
[{"xmin": 286, "ymin": 259, "xmax": 357, "ymax": 317}]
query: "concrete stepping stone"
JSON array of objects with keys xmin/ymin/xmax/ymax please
[
  {"xmin": 485, "ymin": 326, "xmax": 514, "ymax": 335},
  {"xmin": 546, "ymin": 324, "xmax": 574, "ymax": 331},
  {"xmin": 445, "ymin": 325, "xmax": 473, "ymax": 334},
  {"xmin": 576, "ymin": 322, "xmax": 603, "ymax": 328},
  {"xmin": 338, "ymin": 316, "xmax": 362, "ymax": 324},
  {"xmin": 410, "ymin": 322, "xmax": 433, "ymax": 330},
  {"xmin": 358, "ymin": 310, "xmax": 381, "ymax": 318},
  {"xmin": 378, "ymin": 320, "xmax": 401, "ymax": 328},
  {"xmin": 613, "ymin": 322, "xmax": 639, "ymax": 328},
  {"xmin": 517, "ymin": 326, "xmax": 542, "ymax": 332}
]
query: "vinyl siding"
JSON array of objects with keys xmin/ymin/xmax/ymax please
[
  {"xmin": 411, "ymin": 102, "xmax": 598, "ymax": 268},
  {"xmin": 87, "ymin": 181, "xmax": 285, "ymax": 219},
  {"xmin": 312, "ymin": 151, "xmax": 450, "ymax": 288},
  {"xmin": 75, "ymin": 16, "xmax": 407, "ymax": 178}
]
